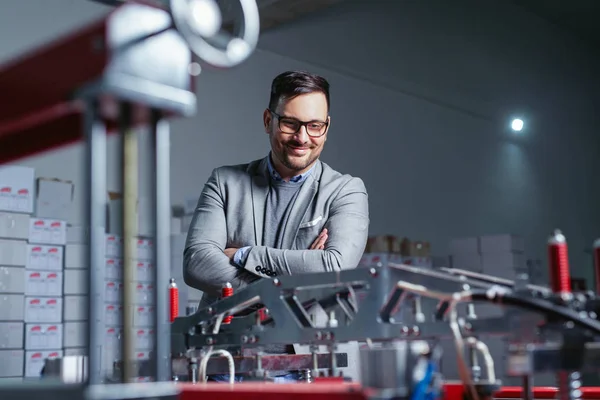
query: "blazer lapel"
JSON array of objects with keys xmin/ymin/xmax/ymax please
[
  {"xmin": 250, "ymin": 158, "xmax": 269, "ymax": 246},
  {"xmin": 281, "ymin": 161, "xmax": 321, "ymax": 249}
]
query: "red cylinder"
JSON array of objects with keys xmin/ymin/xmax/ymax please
[
  {"xmin": 547, "ymin": 230, "xmax": 571, "ymax": 294},
  {"xmin": 594, "ymin": 238, "xmax": 600, "ymax": 294},
  {"xmin": 169, "ymin": 278, "xmax": 179, "ymax": 323},
  {"xmin": 221, "ymin": 282, "xmax": 233, "ymax": 324}
]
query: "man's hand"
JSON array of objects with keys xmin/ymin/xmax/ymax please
[
  {"xmin": 309, "ymin": 228, "xmax": 328, "ymax": 250},
  {"xmin": 224, "ymin": 247, "xmax": 239, "ymax": 260}
]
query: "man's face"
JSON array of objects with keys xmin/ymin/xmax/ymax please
[{"xmin": 264, "ymin": 92, "xmax": 329, "ymax": 178}]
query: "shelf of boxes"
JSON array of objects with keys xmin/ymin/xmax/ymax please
[{"xmin": 359, "ymin": 235, "xmax": 434, "ymax": 268}]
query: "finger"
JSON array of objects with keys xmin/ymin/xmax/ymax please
[{"xmin": 317, "ymin": 234, "xmax": 328, "ymax": 249}]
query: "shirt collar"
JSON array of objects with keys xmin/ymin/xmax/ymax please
[{"xmin": 267, "ymin": 153, "xmax": 314, "ymax": 183}]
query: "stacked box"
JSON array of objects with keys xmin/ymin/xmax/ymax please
[
  {"xmin": 0, "ymin": 166, "xmax": 35, "ymax": 379},
  {"xmin": 359, "ymin": 235, "xmax": 433, "ymax": 268},
  {"xmin": 25, "ymin": 217, "xmax": 67, "ymax": 378}
]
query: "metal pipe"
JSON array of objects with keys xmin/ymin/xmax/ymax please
[
  {"xmin": 83, "ymin": 101, "xmax": 107, "ymax": 384},
  {"xmin": 120, "ymin": 103, "xmax": 137, "ymax": 383},
  {"xmin": 150, "ymin": 111, "xmax": 172, "ymax": 381}
]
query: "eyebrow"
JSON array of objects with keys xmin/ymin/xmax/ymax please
[{"xmin": 279, "ymin": 114, "xmax": 328, "ymax": 123}]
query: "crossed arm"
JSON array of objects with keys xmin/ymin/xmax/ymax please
[{"xmin": 183, "ymin": 169, "xmax": 369, "ymax": 297}]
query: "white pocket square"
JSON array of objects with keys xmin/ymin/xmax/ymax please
[{"xmin": 299, "ymin": 215, "xmax": 323, "ymax": 229}]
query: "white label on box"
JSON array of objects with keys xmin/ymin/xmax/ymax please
[
  {"xmin": 135, "ymin": 329, "xmax": 153, "ymax": 350},
  {"xmin": 105, "ymin": 281, "xmax": 123, "ymax": 303},
  {"xmin": 29, "ymin": 219, "xmax": 67, "ymax": 245},
  {"xmin": 106, "ymin": 258, "xmax": 123, "ymax": 280},
  {"xmin": 27, "ymin": 245, "xmax": 64, "ymax": 271},
  {"xmin": 25, "ymin": 324, "xmax": 63, "ymax": 350},
  {"xmin": 105, "ymin": 235, "xmax": 123, "ymax": 258},
  {"xmin": 25, "ymin": 297, "xmax": 62, "ymax": 323},
  {"xmin": 25, "ymin": 350, "xmax": 62, "ymax": 378},
  {"xmin": 135, "ymin": 283, "xmax": 153, "ymax": 305},
  {"xmin": 0, "ymin": 166, "xmax": 35, "ymax": 214},
  {"xmin": 136, "ymin": 261, "xmax": 153, "ymax": 282},
  {"xmin": 134, "ymin": 306, "xmax": 153, "ymax": 327},
  {"xmin": 105, "ymin": 304, "xmax": 123, "ymax": 326},
  {"xmin": 25, "ymin": 270, "xmax": 63, "ymax": 296}
]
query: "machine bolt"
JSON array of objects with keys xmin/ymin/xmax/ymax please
[
  {"xmin": 412, "ymin": 326, "xmax": 420, "ymax": 336},
  {"xmin": 315, "ymin": 331, "xmax": 323, "ymax": 340},
  {"xmin": 249, "ymin": 335, "xmax": 258, "ymax": 343},
  {"xmin": 369, "ymin": 268, "xmax": 378, "ymax": 277},
  {"xmin": 206, "ymin": 337, "xmax": 214, "ymax": 345},
  {"xmin": 325, "ymin": 332, "xmax": 334, "ymax": 340},
  {"xmin": 273, "ymin": 278, "xmax": 281, "ymax": 286},
  {"xmin": 207, "ymin": 307, "xmax": 214, "ymax": 314},
  {"xmin": 241, "ymin": 335, "xmax": 248, "ymax": 343},
  {"xmin": 462, "ymin": 284, "xmax": 470, "ymax": 291},
  {"xmin": 400, "ymin": 326, "xmax": 409, "ymax": 336}
]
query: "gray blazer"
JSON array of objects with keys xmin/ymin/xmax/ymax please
[{"xmin": 183, "ymin": 156, "xmax": 369, "ymax": 353}]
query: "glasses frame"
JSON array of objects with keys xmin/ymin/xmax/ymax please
[{"xmin": 269, "ymin": 109, "xmax": 329, "ymax": 138}]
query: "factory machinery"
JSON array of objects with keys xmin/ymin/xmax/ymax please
[{"xmin": 1, "ymin": 0, "xmax": 600, "ymax": 399}]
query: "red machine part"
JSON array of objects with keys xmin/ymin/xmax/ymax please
[
  {"xmin": 594, "ymin": 238, "xmax": 600, "ymax": 294},
  {"xmin": 169, "ymin": 278, "xmax": 179, "ymax": 323},
  {"xmin": 222, "ymin": 282, "xmax": 234, "ymax": 324},
  {"xmin": 547, "ymin": 230, "xmax": 571, "ymax": 294},
  {"xmin": 177, "ymin": 382, "xmax": 600, "ymax": 400}
]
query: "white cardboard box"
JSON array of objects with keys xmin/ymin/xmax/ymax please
[
  {"xmin": 0, "ymin": 239, "xmax": 27, "ymax": 266},
  {"xmin": 0, "ymin": 165, "xmax": 35, "ymax": 214},
  {"xmin": 64, "ymin": 295, "xmax": 87, "ymax": 321},
  {"xmin": 27, "ymin": 244, "xmax": 64, "ymax": 271},
  {"xmin": 0, "ymin": 266, "xmax": 25, "ymax": 294},
  {"xmin": 35, "ymin": 178, "xmax": 74, "ymax": 221},
  {"xmin": 480, "ymin": 234, "xmax": 525, "ymax": 254},
  {"xmin": 0, "ymin": 294, "xmax": 24, "ymax": 320},
  {"xmin": 105, "ymin": 303, "xmax": 123, "ymax": 326},
  {"xmin": 0, "ymin": 212, "xmax": 30, "ymax": 240},
  {"xmin": 29, "ymin": 218, "xmax": 67, "ymax": 245},
  {"xmin": 24, "ymin": 297, "xmax": 62, "ymax": 323},
  {"xmin": 449, "ymin": 237, "xmax": 480, "ymax": 255},
  {"xmin": 25, "ymin": 270, "xmax": 62, "ymax": 296},
  {"xmin": 63, "ymin": 321, "xmax": 86, "ymax": 348},
  {"xmin": 0, "ymin": 322, "xmax": 24, "ymax": 349},
  {"xmin": 0, "ymin": 349, "xmax": 25, "ymax": 377},
  {"xmin": 25, "ymin": 349, "xmax": 62, "ymax": 378},
  {"xmin": 25, "ymin": 323, "xmax": 63, "ymax": 350},
  {"xmin": 65, "ymin": 244, "xmax": 87, "ymax": 269},
  {"xmin": 64, "ymin": 269, "xmax": 86, "ymax": 295}
]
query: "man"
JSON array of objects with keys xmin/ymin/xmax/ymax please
[{"xmin": 183, "ymin": 70, "xmax": 369, "ymax": 381}]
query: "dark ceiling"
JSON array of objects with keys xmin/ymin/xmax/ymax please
[
  {"xmin": 249, "ymin": 0, "xmax": 600, "ymax": 50},
  {"xmin": 510, "ymin": 0, "xmax": 600, "ymax": 48}
]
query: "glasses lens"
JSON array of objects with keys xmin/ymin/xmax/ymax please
[
  {"xmin": 306, "ymin": 122, "xmax": 326, "ymax": 137},
  {"xmin": 279, "ymin": 119, "xmax": 300, "ymax": 133}
]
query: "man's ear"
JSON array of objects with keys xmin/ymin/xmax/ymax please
[{"xmin": 263, "ymin": 109, "xmax": 272, "ymax": 133}]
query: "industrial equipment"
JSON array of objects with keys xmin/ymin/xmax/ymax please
[{"xmin": 2, "ymin": 0, "xmax": 600, "ymax": 399}]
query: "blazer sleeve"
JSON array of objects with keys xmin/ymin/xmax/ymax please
[
  {"xmin": 183, "ymin": 168, "xmax": 258, "ymax": 297},
  {"xmin": 241, "ymin": 177, "xmax": 369, "ymax": 278}
]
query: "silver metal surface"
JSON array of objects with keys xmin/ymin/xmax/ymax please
[
  {"xmin": 150, "ymin": 112, "xmax": 172, "ymax": 381},
  {"xmin": 83, "ymin": 102, "xmax": 108, "ymax": 385}
]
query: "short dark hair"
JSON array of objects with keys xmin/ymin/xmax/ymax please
[{"xmin": 268, "ymin": 70, "xmax": 330, "ymax": 112}]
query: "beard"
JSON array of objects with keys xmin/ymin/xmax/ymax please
[{"xmin": 277, "ymin": 142, "xmax": 319, "ymax": 172}]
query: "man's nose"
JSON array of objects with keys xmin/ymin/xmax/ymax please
[{"xmin": 294, "ymin": 125, "xmax": 309, "ymax": 142}]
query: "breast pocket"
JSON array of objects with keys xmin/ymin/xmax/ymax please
[{"xmin": 295, "ymin": 215, "xmax": 325, "ymax": 249}]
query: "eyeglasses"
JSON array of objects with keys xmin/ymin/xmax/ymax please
[{"xmin": 269, "ymin": 110, "xmax": 329, "ymax": 138}]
